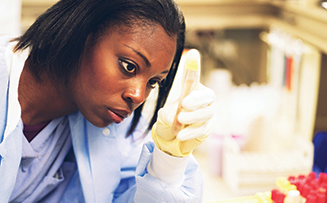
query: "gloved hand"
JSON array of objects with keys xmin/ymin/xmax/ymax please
[{"xmin": 152, "ymin": 83, "xmax": 215, "ymax": 157}]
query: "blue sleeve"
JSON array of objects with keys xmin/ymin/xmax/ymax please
[
  {"xmin": 0, "ymin": 36, "xmax": 10, "ymax": 143},
  {"xmin": 113, "ymin": 142, "xmax": 204, "ymax": 203},
  {"xmin": 0, "ymin": 36, "xmax": 20, "ymax": 203}
]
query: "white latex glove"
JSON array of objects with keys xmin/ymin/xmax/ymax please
[{"xmin": 152, "ymin": 83, "xmax": 215, "ymax": 157}]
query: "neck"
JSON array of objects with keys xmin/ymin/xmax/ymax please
[{"xmin": 18, "ymin": 59, "xmax": 78, "ymax": 125}]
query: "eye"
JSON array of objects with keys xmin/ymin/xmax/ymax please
[
  {"xmin": 119, "ymin": 59, "xmax": 137, "ymax": 74},
  {"xmin": 148, "ymin": 79, "xmax": 160, "ymax": 89}
]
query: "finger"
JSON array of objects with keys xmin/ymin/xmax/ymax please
[
  {"xmin": 178, "ymin": 104, "xmax": 214, "ymax": 124},
  {"xmin": 177, "ymin": 119, "xmax": 212, "ymax": 141},
  {"xmin": 182, "ymin": 86, "xmax": 215, "ymax": 111},
  {"xmin": 158, "ymin": 102, "xmax": 178, "ymax": 126}
]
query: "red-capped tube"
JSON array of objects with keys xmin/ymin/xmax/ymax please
[{"xmin": 306, "ymin": 194, "xmax": 317, "ymax": 203}]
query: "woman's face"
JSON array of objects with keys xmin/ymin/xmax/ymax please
[{"xmin": 70, "ymin": 23, "xmax": 177, "ymax": 127}]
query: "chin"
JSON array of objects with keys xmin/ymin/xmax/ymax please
[{"xmin": 89, "ymin": 118, "xmax": 114, "ymax": 128}]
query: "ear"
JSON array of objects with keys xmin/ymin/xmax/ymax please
[{"xmin": 84, "ymin": 34, "xmax": 95, "ymax": 50}]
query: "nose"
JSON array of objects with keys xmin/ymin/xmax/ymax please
[{"xmin": 123, "ymin": 82, "xmax": 149, "ymax": 105}]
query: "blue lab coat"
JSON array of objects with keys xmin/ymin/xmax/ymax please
[{"xmin": 0, "ymin": 36, "xmax": 204, "ymax": 203}]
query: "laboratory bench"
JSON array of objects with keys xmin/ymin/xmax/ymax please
[
  {"xmin": 193, "ymin": 134, "xmax": 314, "ymax": 202},
  {"xmin": 193, "ymin": 149, "xmax": 235, "ymax": 202},
  {"xmin": 194, "ymin": 147, "xmax": 326, "ymax": 203}
]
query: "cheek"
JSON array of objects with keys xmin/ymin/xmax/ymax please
[
  {"xmin": 141, "ymin": 88, "xmax": 154, "ymax": 106},
  {"xmin": 85, "ymin": 55, "xmax": 116, "ymax": 89},
  {"xmin": 145, "ymin": 88, "xmax": 152, "ymax": 99}
]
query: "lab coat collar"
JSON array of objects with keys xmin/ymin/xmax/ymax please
[
  {"xmin": 3, "ymin": 40, "xmax": 30, "ymax": 158},
  {"xmin": 21, "ymin": 117, "xmax": 66, "ymax": 159},
  {"xmin": 69, "ymin": 111, "xmax": 121, "ymax": 202},
  {"xmin": 0, "ymin": 37, "xmax": 29, "ymax": 203},
  {"xmin": 4, "ymin": 41, "xmax": 29, "ymax": 139}
]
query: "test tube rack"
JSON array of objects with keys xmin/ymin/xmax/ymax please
[
  {"xmin": 222, "ymin": 135, "xmax": 314, "ymax": 196},
  {"xmin": 209, "ymin": 172, "xmax": 327, "ymax": 203},
  {"xmin": 272, "ymin": 172, "xmax": 327, "ymax": 203}
]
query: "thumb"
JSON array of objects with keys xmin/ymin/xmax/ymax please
[{"xmin": 160, "ymin": 99, "xmax": 179, "ymax": 126}]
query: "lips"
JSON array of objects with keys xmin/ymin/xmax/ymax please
[{"xmin": 107, "ymin": 108, "xmax": 130, "ymax": 123}]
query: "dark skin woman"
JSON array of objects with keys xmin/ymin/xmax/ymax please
[{"xmin": 0, "ymin": 0, "xmax": 215, "ymax": 202}]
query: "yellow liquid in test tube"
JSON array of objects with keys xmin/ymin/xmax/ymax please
[{"xmin": 171, "ymin": 49, "xmax": 200, "ymax": 136}]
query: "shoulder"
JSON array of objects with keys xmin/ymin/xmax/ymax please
[
  {"xmin": 0, "ymin": 35, "xmax": 13, "ymax": 48},
  {"xmin": 0, "ymin": 35, "xmax": 14, "ymax": 76},
  {"xmin": 0, "ymin": 35, "xmax": 14, "ymax": 57},
  {"xmin": 0, "ymin": 36, "xmax": 13, "ymax": 90}
]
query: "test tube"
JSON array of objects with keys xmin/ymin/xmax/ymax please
[{"xmin": 171, "ymin": 49, "xmax": 200, "ymax": 136}]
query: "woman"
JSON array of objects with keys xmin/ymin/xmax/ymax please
[{"xmin": 0, "ymin": 0, "xmax": 215, "ymax": 202}]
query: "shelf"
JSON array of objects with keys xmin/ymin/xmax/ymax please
[
  {"xmin": 176, "ymin": 1, "xmax": 275, "ymax": 31},
  {"xmin": 267, "ymin": 2, "xmax": 327, "ymax": 54},
  {"xmin": 175, "ymin": 0, "xmax": 268, "ymax": 6},
  {"xmin": 21, "ymin": 0, "xmax": 327, "ymax": 54},
  {"xmin": 22, "ymin": 0, "xmax": 58, "ymax": 6},
  {"xmin": 175, "ymin": 0, "xmax": 327, "ymax": 54},
  {"xmin": 21, "ymin": 0, "xmax": 57, "ymax": 30}
]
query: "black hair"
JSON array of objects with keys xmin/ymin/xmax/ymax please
[{"xmin": 14, "ymin": 0, "xmax": 185, "ymax": 136}]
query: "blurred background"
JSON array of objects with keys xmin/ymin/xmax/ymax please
[{"xmin": 3, "ymin": 0, "xmax": 327, "ymax": 202}]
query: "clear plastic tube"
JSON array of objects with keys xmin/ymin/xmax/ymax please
[{"xmin": 171, "ymin": 49, "xmax": 200, "ymax": 136}]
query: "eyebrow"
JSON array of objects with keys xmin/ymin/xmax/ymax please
[
  {"xmin": 123, "ymin": 44, "xmax": 151, "ymax": 67},
  {"xmin": 159, "ymin": 70, "xmax": 169, "ymax": 75}
]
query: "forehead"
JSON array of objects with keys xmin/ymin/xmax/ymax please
[
  {"xmin": 98, "ymin": 21, "xmax": 177, "ymax": 68},
  {"xmin": 97, "ymin": 18, "xmax": 176, "ymax": 43},
  {"xmin": 106, "ymin": 18, "xmax": 172, "ymax": 35}
]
